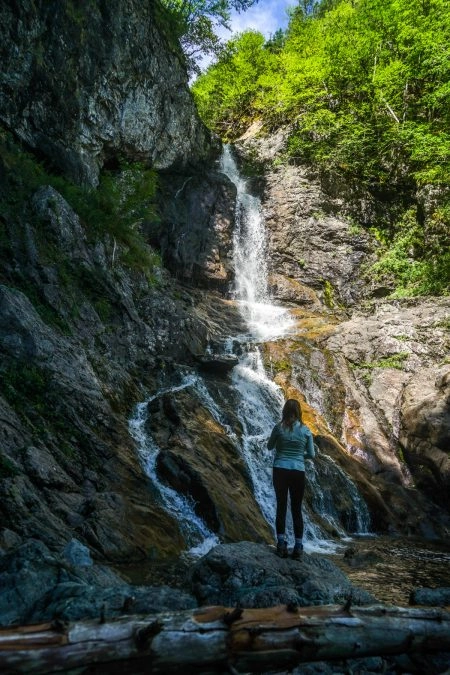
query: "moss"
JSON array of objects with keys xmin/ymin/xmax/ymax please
[
  {"xmin": 272, "ymin": 358, "xmax": 292, "ymax": 373},
  {"xmin": 358, "ymin": 352, "xmax": 410, "ymax": 371},
  {"xmin": 322, "ymin": 279, "xmax": 335, "ymax": 309},
  {"xmin": 433, "ymin": 317, "xmax": 450, "ymax": 330},
  {"xmin": 0, "ymin": 127, "xmax": 161, "ymax": 279},
  {"xmin": 0, "ymin": 454, "xmax": 20, "ymax": 479}
]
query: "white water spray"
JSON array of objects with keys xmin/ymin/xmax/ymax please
[
  {"xmin": 129, "ymin": 376, "xmax": 219, "ymax": 558},
  {"xmin": 220, "ymin": 146, "xmax": 294, "ymax": 340}
]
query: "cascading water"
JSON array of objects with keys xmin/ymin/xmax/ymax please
[
  {"xmin": 220, "ymin": 145, "xmax": 294, "ymax": 340},
  {"xmin": 129, "ymin": 376, "xmax": 219, "ymax": 558},
  {"xmin": 128, "ymin": 144, "xmax": 371, "ymax": 558},
  {"xmin": 219, "ymin": 145, "xmax": 371, "ymax": 552}
]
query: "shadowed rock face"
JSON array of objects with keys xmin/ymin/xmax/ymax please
[
  {"xmin": 399, "ymin": 365, "xmax": 450, "ymax": 507},
  {"xmin": 0, "ymin": 0, "xmax": 213, "ymax": 185},
  {"xmin": 147, "ymin": 388, "xmax": 273, "ymax": 544},
  {"xmin": 0, "ymin": 540, "xmax": 196, "ymax": 627},
  {"xmin": 150, "ymin": 169, "xmax": 236, "ymax": 289}
]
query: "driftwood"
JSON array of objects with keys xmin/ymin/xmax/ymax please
[{"xmin": 0, "ymin": 603, "xmax": 449, "ymax": 674}]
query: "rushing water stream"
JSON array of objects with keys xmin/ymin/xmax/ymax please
[{"xmin": 128, "ymin": 145, "xmax": 450, "ymax": 604}]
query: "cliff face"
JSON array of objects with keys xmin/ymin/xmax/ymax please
[
  {"xmin": 0, "ymin": 0, "xmax": 241, "ymax": 561},
  {"xmin": 0, "ymin": 0, "xmax": 214, "ymax": 185},
  {"xmin": 0, "ymin": 0, "xmax": 448, "ymax": 574},
  {"xmin": 235, "ymin": 131, "xmax": 450, "ymax": 523}
]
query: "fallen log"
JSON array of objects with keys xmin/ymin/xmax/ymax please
[{"xmin": 0, "ymin": 603, "xmax": 449, "ymax": 674}]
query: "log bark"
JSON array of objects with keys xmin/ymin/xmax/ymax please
[{"xmin": 0, "ymin": 604, "xmax": 449, "ymax": 674}]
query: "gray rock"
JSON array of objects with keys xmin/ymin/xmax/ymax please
[
  {"xmin": 154, "ymin": 170, "xmax": 235, "ymax": 289},
  {"xmin": 399, "ymin": 365, "xmax": 450, "ymax": 506},
  {"xmin": 0, "ymin": 539, "xmax": 195, "ymax": 626},
  {"xmin": 189, "ymin": 542, "xmax": 375, "ymax": 608},
  {"xmin": 197, "ymin": 354, "xmax": 239, "ymax": 375},
  {"xmin": 235, "ymin": 139, "xmax": 375, "ymax": 308},
  {"xmin": 410, "ymin": 587, "xmax": 450, "ymax": 607},
  {"xmin": 63, "ymin": 539, "xmax": 93, "ymax": 567},
  {"xmin": 0, "ymin": 0, "xmax": 213, "ymax": 185},
  {"xmin": 28, "ymin": 581, "xmax": 196, "ymax": 623}
]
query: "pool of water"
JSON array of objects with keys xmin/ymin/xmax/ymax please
[{"xmin": 327, "ymin": 535, "xmax": 450, "ymax": 606}]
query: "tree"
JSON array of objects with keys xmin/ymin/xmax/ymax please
[{"xmin": 161, "ymin": 0, "xmax": 260, "ymax": 74}]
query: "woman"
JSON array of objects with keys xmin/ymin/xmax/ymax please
[{"xmin": 268, "ymin": 398, "xmax": 315, "ymax": 559}]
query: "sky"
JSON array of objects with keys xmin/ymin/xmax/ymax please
[
  {"xmin": 197, "ymin": 0, "xmax": 295, "ymax": 72},
  {"xmin": 222, "ymin": 0, "xmax": 295, "ymax": 39}
]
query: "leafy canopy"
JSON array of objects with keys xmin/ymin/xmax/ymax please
[
  {"xmin": 192, "ymin": 0, "xmax": 450, "ymax": 296},
  {"xmin": 160, "ymin": 0, "xmax": 260, "ymax": 74}
]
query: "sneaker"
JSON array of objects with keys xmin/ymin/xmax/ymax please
[
  {"xmin": 276, "ymin": 541, "xmax": 288, "ymax": 558},
  {"xmin": 291, "ymin": 544, "xmax": 303, "ymax": 560}
]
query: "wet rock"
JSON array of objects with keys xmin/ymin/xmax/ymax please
[
  {"xmin": 189, "ymin": 542, "xmax": 375, "ymax": 608},
  {"xmin": 0, "ymin": 0, "xmax": 213, "ymax": 185},
  {"xmin": 196, "ymin": 353, "xmax": 239, "ymax": 375},
  {"xmin": 0, "ymin": 540, "xmax": 195, "ymax": 626},
  {"xmin": 409, "ymin": 587, "xmax": 450, "ymax": 607},
  {"xmin": 343, "ymin": 546, "xmax": 384, "ymax": 568},
  {"xmin": 147, "ymin": 388, "xmax": 273, "ymax": 543}
]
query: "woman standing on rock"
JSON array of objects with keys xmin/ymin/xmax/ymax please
[{"xmin": 268, "ymin": 398, "xmax": 315, "ymax": 559}]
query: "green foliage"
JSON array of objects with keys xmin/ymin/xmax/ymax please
[
  {"xmin": 367, "ymin": 208, "xmax": 450, "ymax": 296},
  {"xmin": 192, "ymin": 0, "xmax": 450, "ymax": 297},
  {"xmin": 161, "ymin": 0, "xmax": 259, "ymax": 74},
  {"xmin": 0, "ymin": 128, "xmax": 161, "ymax": 278},
  {"xmin": 192, "ymin": 30, "xmax": 278, "ymax": 137},
  {"xmin": 359, "ymin": 352, "xmax": 409, "ymax": 370},
  {"xmin": 322, "ymin": 279, "xmax": 336, "ymax": 308}
]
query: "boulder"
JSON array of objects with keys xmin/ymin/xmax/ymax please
[
  {"xmin": 196, "ymin": 354, "xmax": 239, "ymax": 375},
  {"xmin": 410, "ymin": 587, "xmax": 450, "ymax": 607},
  {"xmin": 0, "ymin": 540, "xmax": 196, "ymax": 626},
  {"xmin": 189, "ymin": 541, "xmax": 375, "ymax": 608}
]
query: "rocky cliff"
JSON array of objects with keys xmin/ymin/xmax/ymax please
[
  {"xmin": 235, "ymin": 130, "xmax": 450, "ymax": 530},
  {"xmin": 0, "ymin": 0, "xmax": 449, "ymax": 579},
  {"xmin": 0, "ymin": 0, "xmax": 214, "ymax": 186}
]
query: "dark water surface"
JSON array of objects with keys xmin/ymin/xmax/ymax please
[{"xmin": 327, "ymin": 535, "xmax": 450, "ymax": 606}]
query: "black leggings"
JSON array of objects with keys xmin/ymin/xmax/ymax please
[{"xmin": 273, "ymin": 467, "xmax": 306, "ymax": 539}]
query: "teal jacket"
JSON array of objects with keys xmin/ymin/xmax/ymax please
[{"xmin": 268, "ymin": 421, "xmax": 315, "ymax": 472}]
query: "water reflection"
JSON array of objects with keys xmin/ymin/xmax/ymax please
[{"xmin": 328, "ymin": 536, "xmax": 450, "ymax": 606}]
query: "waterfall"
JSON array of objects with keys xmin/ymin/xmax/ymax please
[
  {"xmin": 219, "ymin": 145, "xmax": 371, "ymax": 552},
  {"xmin": 220, "ymin": 145, "xmax": 294, "ymax": 341},
  {"xmin": 128, "ymin": 144, "xmax": 371, "ymax": 558},
  {"xmin": 129, "ymin": 376, "xmax": 219, "ymax": 558}
]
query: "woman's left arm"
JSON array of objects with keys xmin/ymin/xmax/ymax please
[{"xmin": 305, "ymin": 430, "xmax": 315, "ymax": 459}]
